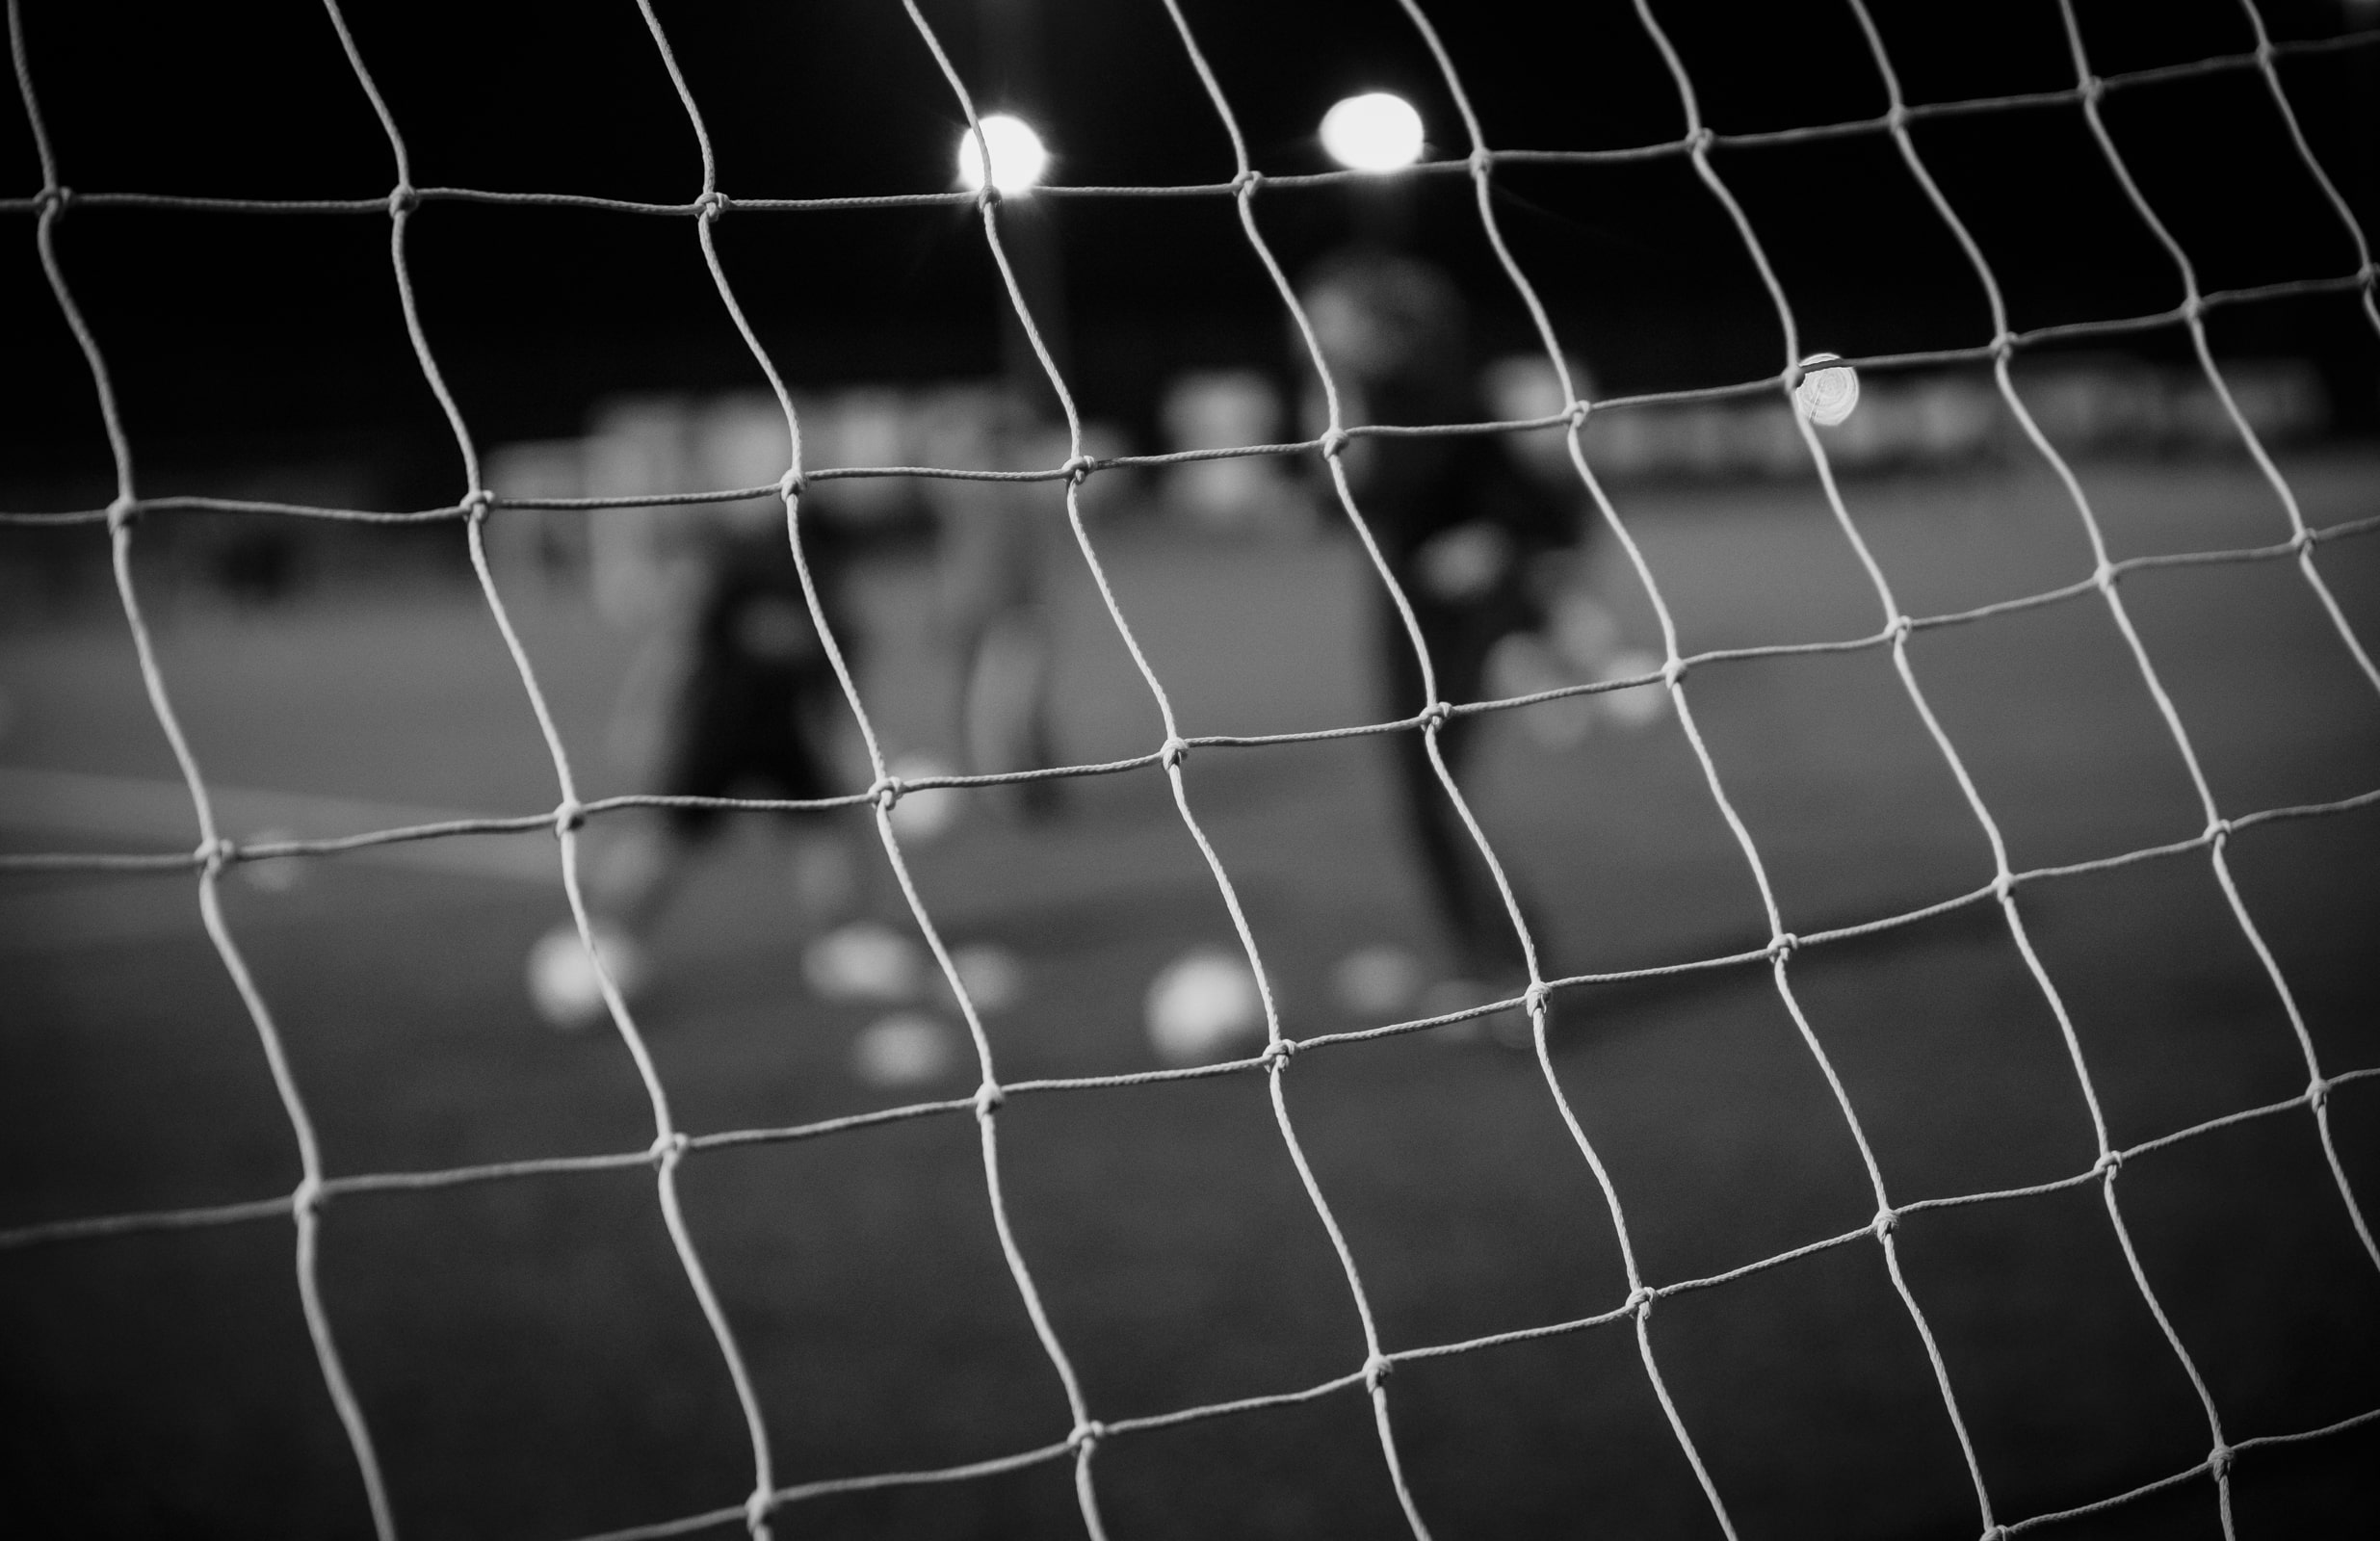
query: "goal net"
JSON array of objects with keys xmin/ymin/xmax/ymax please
[{"xmin": 4, "ymin": 0, "xmax": 2377, "ymax": 1537}]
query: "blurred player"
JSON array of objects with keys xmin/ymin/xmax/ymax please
[
  {"xmin": 915, "ymin": 384, "xmax": 1068, "ymax": 818},
  {"xmin": 1297, "ymin": 248, "xmax": 1586, "ymax": 1016},
  {"xmin": 527, "ymin": 400, "xmax": 873, "ymax": 1031},
  {"xmin": 915, "ymin": 384, "xmax": 1130, "ymax": 818}
]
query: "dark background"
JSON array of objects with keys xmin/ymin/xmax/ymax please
[{"xmin": 5, "ymin": 0, "xmax": 2378, "ymax": 514}]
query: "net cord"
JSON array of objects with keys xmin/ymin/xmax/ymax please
[
  {"xmin": 2, "ymin": 32, "xmax": 2375, "ymax": 222},
  {"xmin": 321, "ymin": 1, "xmax": 780, "ymax": 1532},
  {"xmin": 5, "ymin": 1, "xmax": 2378, "ymax": 1535},
  {"xmin": 906, "ymin": 0, "xmax": 1431, "ymax": 1525},
  {"xmin": 8, "ymin": 2, "xmax": 397, "ymax": 1536}
]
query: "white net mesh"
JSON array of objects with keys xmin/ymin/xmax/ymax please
[{"xmin": 5, "ymin": 1, "xmax": 2378, "ymax": 1537}]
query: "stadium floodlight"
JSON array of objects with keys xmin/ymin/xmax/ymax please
[
  {"xmin": 955, "ymin": 113, "xmax": 1049, "ymax": 196},
  {"xmin": 1320, "ymin": 91, "xmax": 1424, "ymax": 173}
]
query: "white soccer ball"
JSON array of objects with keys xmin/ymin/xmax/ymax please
[
  {"xmin": 1330, "ymin": 944, "xmax": 1425, "ymax": 1018},
  {"xmin": 1548, "ymin": 592, "xmax": 1622, "ymax": 675},
  {"xmin": 1486, "ymin": 631, "xmax": 1595, "ymax": 750},
  {"xmin": 803, "ymin": 920, "xmax": 926, "ymax": 1004},
  {"xmin": 1144, "ymin": 945, "xmax": 1267, "ymax": 1065},
  {"xmin": 236, "ymin": 827, "xmax": 303, "ymax": 893},
  {"xmin": 526, "ymin": 920, "xmax": 646, "ymax": 1032},
  {"xmin": 1794, "ymin": 353, "xmax": 1860, "ymax": 428},
  {"xmin": 884, "ymin": 753, "xmax": 964, "ymax": 844},
  {"xmin": 951, "ymin": 942, "xmax": 1025, "ymax": 1015},
  {"xmin": 1595, "ymin": 648, "xmax": 1669, "ymax": 731},
  {"xmin": 850, "ymin": 1011, "xmax": 958, "ymax": 1088}
]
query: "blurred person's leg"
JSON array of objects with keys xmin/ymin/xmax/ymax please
[
  {"xmin": 772, "ymin": 665, "xmax": 880, "ymax": 934},
  {"xmin": 939, "ymin": 488, "xmax": 1060, "ymax": 819},
  {"xmin": 527, "ymin": 808, "xmax": 698, "ymax": 1031},
  {"xmin": 529, "ymin": 660, "xmax": 772, "ymax": 1030},
  {"xmin": 962, "ymin": 605, "xmax": 1057, "ymax": 811},
  {"xmin": 588, "ymin": 810, "xmax": 704, "ymax": 936},
  {"xmin": 1379, "ymin": 600, "xmax": 1536, "ymax": 991}
]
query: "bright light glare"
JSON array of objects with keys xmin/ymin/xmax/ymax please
[
  {"xmin": 1321, "ymin": 92, "xmax": 1424, "ymax": 173},
  {"xmin": 956, "ymin": 114, "xmax": 1049, "ymax": 195}
]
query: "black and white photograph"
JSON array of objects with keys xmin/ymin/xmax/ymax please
[{"xmin": 4, "ymin": 0, "xmax": 2378, "ymax": 1536}]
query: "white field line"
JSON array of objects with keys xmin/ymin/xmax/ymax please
[{"xmin": 0, "ymin": 765, "xmax": 559, "ymax": 884}]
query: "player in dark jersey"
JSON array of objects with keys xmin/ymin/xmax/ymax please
[
  {"xmin": 655, "ymin": 510, "xmax": 854, "ymax": 839},
  {"xmin": 528, "ymin": 485, "xmax": 868, "ymax": 1031},
  {"xmin": 915, "ymin": 384, "xmax": 1070, "ymax": 819},
  {"xmin": 1298, "ymin": 248, "xmax": 1584, "ymax": 1006}
]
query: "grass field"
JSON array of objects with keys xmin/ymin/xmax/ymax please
[{"xmin": 4, "ymin": 451, "xmax": 2379, "ymax": 1540}]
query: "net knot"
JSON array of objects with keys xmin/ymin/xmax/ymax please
[
  {"xmin": 1661, "ymin": 656, "xmax": 1687, "ymax": 688},
  {"xmin": 1884, "ymin": 103, "xmax": 1910, "ymax": 132},
  {"xmin": 1563, "ymin": 399, "xmax": 1591, "ymax": 429},
  {"xmin": 463, "ymin": 488, "xmax": 495, "ymax": 521},
  {"xmin": 1688, "ymin": 127, "xmax": 1715, "ymax": 155},
  {"xmin": 553, "ymin": 798, "xmax": 586, "ymax": 835},
  {"xmin": 1319, "ymin": 427, "xmax": 1352, "ymax": 460},
  {"xmin": 1362, "ymin": 1352, "xmax": 1394, "ymax": 1391},
  {"xmin": 1979, "ymin": 1528, "xmax": 2009, "ymax": 1541},
  {"xmin": 2305, "ymin": 1076, "xmax": 2329, "ymax": 1111},
  {"xmin": 1468, "ymin": 146, "xmax": 1492, "ymax": 176},
  {"xmin": 1766, "ymin": 932, "xmax": 1799, "ymax": 963},
  {"xmin": 1522, "ymin": 979, "xmax": 1551, "ymax": 1018},
  {"xmin": 1624, "ymin": 1285, "xmax": 1656, "ymax": 1319},
  {"xmin": 1418, "ymin": 700, "xmax": 1454, "ymax": 732},
  {"xmin": 106, "ymin": 496, "xmax": 141, "ymax": 533},
  {"xmin": 196, "ymin": 835, "xmax": 236, "ymax": 874},
  {"xmin": 974, "ymin": 1081, "xmax": 1006, "ymax": 1117},
  {"xmin": 1990, "ymin": 329, "xmax": 2017, "ymax": 362},
  {"xmin": 1870, "ymin": 1206, "xmax": 1898, "ymax": 1241},
  {"xmin": 2204, "ymin": 816, "xmax": 2233, "ymax": 847},
  {"xmin": 291, "ymin": 1173, "xmax": 326, "ymax": 1217},
  {"xmin": 2095, "ymin": 1148, "xmax": 2124, "ymax": 1181},
  {"xmin": 870, "ymin": 774, "xmax": 904, "ymax": 811},
  {"xmin": 1160, "ymin": 735, "xmax": 1190, "ymax": 770},
  {"xmin": 2179, "ymin": 293, "xmax": 2205, "ymax": 323},
  {"xmin": 1230, "ymin": 169, "xmax": 1262, "ymax": 195},
  {"xmin": 2207, "ymin": 1443, "xmax": 2234, "ymax": 1480},
  {"xmin": 1068, "ymin": 1419, "xmax": 1107, "ymax": 1451},
  {"xmin": 648, "ymin": 1131, "xmax": 691, "ymax": 1166},
  {"xmin": 2080, "ymin": 74, "xmax": 2106, "ymax": 104},
  {"xmin": 387, "ymin": 183, "xmax": 420, "ymax": 217},
  {"xmin": 1259, "ymin": 1037, "xmax": 1297, "ymax": 1071},
  {"xmin": 1061, "ymin": 454, "xmax": 1097, "ymax": 485},
  {"xmin": 2092, "ymin": 561, "xmax": 2119, "ymax": 592},
  {"xmin": 1889, "ymin": 614, "xmax": 1914, "ymax": 643},
  {"xmin": 34, "ymin": 185, "xmax": 71, "ymax": 218},
  {"xmin": 777, "ymin": 467, "xmax": 806, "ymax": 502},
  {"xmin": 697, "ymin": 190, "xmax": 731, "ymax": 221},
  {"xmin": 2289, "ymin": 527, "xmax": 2315, "ymax": 555},
  {"xmin": 1991, "ymin": 869, "xmax": 2016, "ymax": 902}
]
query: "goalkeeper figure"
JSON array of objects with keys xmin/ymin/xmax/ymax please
[
  {"xmin": 1298, "ymin": 248, "xmax": 1588, "ymax": 1016},
  {"xmin": 527, "ymin": 468, "xmax": 869, "ymax": 1032}
]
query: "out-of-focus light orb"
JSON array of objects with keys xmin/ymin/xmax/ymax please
[
  {"xmin": 956, "ymin": 114, "xmax": 1049, "ymax": 195},
  {"xmin": 1321, "ymin": 91, "xmax": 1425, "ymax": 173}
]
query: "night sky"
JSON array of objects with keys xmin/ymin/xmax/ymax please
[{"xmin": 5, "ymin": 0, "xmax": 2375, "ymax": 507}]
